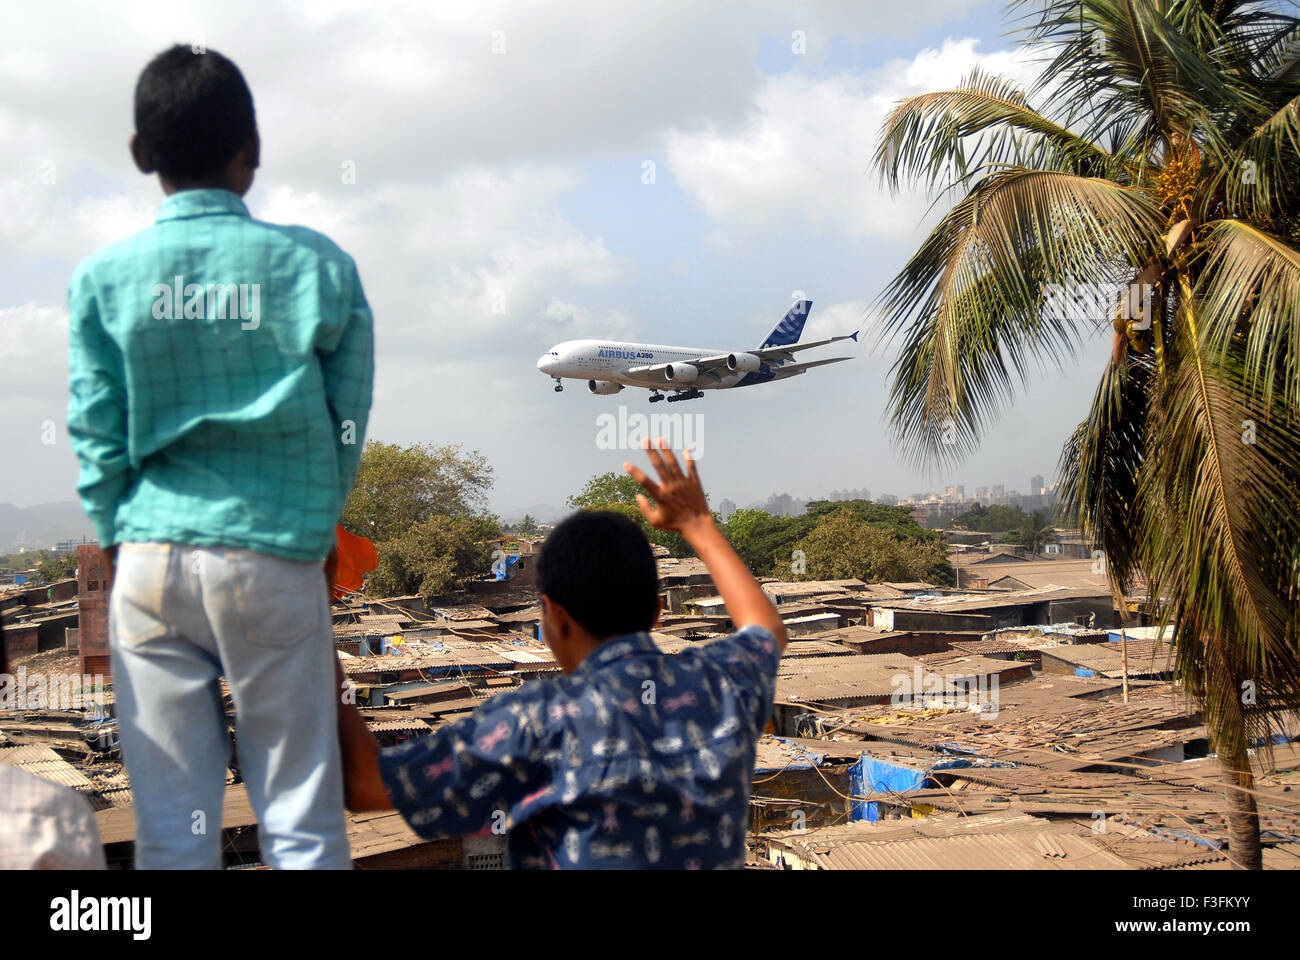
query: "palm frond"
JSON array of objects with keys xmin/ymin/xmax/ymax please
[
  {"xmin": 875, "ymin": 68, "xmax": 1118, "ymax": 194},
  {"xmin": 1057, "ymin": 350, "xmax": 1155, "ymax": 591},
  {"xmin": 1014, "ymin": 0, "xmax": 1272, "ymax": 152},
  {"xmin": 1135, "ymin": 277, "xmax": 1300, "ymax": 762},
  {"xmin": 1219, "ymin": 94, "xmax": 1300, "ymax": 217},
  {"xmin": 1195, "ymin": 218, "xmax": 1300, "ymax": 409},
  {"xmin": 876, "ymin": 166, "xmax": 1164, "ymax": 464}
]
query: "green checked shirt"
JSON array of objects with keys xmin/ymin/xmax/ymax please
[{"xmin": 66, "ymin": 189, "xmax": 373, "ymax": 562}]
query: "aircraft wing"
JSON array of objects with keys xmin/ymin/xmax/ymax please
[
  {"xmin": 620, "ymin": 332, "xmax": 858, "ymax": 388},
  {"xmin": 749, "ymin": 332, "xmax": 858, "ymax": 365},
  {"xmin": 623, "ymin": 354, "xmax": 734, "ymax": 386},
  {"xmin": 768, "ymin": 355, "xmax": 854, "ymax": 379}
]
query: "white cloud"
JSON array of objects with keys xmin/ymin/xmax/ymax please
[
  {"xmin": 0, "ymin": 303, "xmax": 68, "ymax": 395},
  {"xmin": 666, "ymin": 38, "xmax": 1038, "ymax": 239},
  {"xmin": 0, "ymin": 1, "xmax": 1107, "ymax": 518},
  {"xmin": 247, "ymin": 167, "xmax": 626, "ymax": 358}
]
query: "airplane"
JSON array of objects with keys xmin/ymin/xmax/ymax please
[{"xmin": 535, "ymin": 300, "xmax": 857, "ymax": 402}]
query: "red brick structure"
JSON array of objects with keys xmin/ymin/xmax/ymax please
[
  {"xmin": 46, "ymin": 578, "xmax": 79, "ymax": 603},
  {"xmin": 1, "ymin": 622, "xmax": 40, "ymax": 663},
  {"xmin": 77, "ymin": 545, "xmax": 112, "ymax": 681}
]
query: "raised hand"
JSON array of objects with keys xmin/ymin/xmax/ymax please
[{"xmin": 623, "ymin": 437, "xmax": 712, "ymax": 535}]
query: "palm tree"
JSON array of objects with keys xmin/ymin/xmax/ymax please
[
  {"xmin": 873, "ymin": 0, "xmax": 1300, "ymax": 868},
  {"xmin": 1015, "ymin": 508, "xmax": 1059, "ymax": 554}
]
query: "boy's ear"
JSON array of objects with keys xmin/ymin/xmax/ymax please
[
  {"xmin": 243, "ymin": 130, "xmax": 260, "ymax": 170},
  {"xmin": 542, "ymin": 595, "xmax": 574, "ymax": 640},
  {"xmin": 129, "ymin": 134, "xmax": 154, "ymax": 174},
  {"xmin": 652, "ymin": 594, "xmax": 664, "ymax": 629}
]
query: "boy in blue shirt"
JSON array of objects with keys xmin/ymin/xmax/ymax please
[
  {"xmin": 337, "ymin": 442, "xmax": 789, "ymax": 868},
  {"xmin": 67, "ymin": 45, "xmax": 373, "ymax": 868}
]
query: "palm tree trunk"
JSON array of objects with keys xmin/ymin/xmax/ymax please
[{"xmin": 1219, "ymin": 737, "xmax": 1263, "ymax": 870}]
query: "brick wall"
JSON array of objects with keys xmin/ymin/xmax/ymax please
[{"xmin": 77, "ymin": 545, "xmax": 112, "ymax": 682}]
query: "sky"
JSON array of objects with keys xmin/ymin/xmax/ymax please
[{"xmin": 0, "ymin": 0, "xmax": 1116, "ymax": 521}]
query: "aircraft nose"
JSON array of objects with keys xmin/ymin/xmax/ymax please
[{"xmin": 537, "ymin": 355, "xmax": 551, "ymax": 373}]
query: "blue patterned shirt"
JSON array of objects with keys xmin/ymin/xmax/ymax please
[
  {"xmin": 66, "ymin": 189, "xmax": 373, "ymax": 562},
  {"xmin": 378, "ymin": 626, "xmax": 781, "ymax": 869}
]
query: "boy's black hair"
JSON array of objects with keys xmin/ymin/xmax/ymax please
[
  {"xmin": 537, "ymin": 511, "xmax": 659, "ymax": 640},
  {"xmin": 134, "ymin": 44, "xmax": 256, "ymax": 182}
]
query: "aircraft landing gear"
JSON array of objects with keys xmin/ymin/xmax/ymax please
[
  {"xmin": 666, "ymin": 389, "xmax": 704, "ymax": 403},
  {"xmin": 649, "ymin": 391, "xmax": 664, "ymax": 403},
  {"xmin": 553, "ymin": 379, "xmax": 563, "ymax": 392}
]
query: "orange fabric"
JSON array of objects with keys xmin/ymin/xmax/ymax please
[{"xmin": 330, "ymin": 525, "xmax": 378, "ymax": 600}]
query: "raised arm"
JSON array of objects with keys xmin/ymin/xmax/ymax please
[{"xmin": 624, "ymin": 438, "xmax": 788, "ymax": 651}]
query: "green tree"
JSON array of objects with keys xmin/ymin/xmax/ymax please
[
  {"xmin": 567, "ymin": 472, "xmax": 693, "ymax": 557},
  {"xmin": 341, "ymin": 441, "xmax": 493, "ymax": 543},
  {"xmin": 720, "ymin": 502, "xmax": 953, "ymax": 582},
  {"xmin": 723, "ymin": 508, "xmax": 809, "ymax": 575},
  {"xmin": 566, "ymin": 472, "xmax": 645, "ymax": 510},
  {"xmin": 805, "ymin": 499, "xmax": 935, "ymax": 538},
  {"xmin": 341, "ymin": 441, "xmax": 499, "ymax": 601},
  {"xmin": 792, "ymin": 509, "xmax": 955, "ymax": 584},
  {"xmin": 367, "ymin": 513, "xmax": 501, "ymax": 605},
  {"xmin": 873, "ymin": 0, "xmax": 1300, "ymax": 867},
  {"xmin": 1006, "ymin": 509, "xmax": 1059, "ymax": 554},
  {"xmin": 37, "ymin": 552, "xmax": 78, "ymax": 583},
  {"xmin": 517, "ymin": 514, "xmax": 539, "ymax": 536},
  {"xmin": 953, "ymin": 504, "xmax": 1031, "ymax": 532}
]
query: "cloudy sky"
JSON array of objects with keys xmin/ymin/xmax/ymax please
[{"xmin": 0, "ymin": 0, "xmax": 1114, "ymax": 522}]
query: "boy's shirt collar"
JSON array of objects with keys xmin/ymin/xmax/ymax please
[
  {"xmin": 572, "ymin": 630, "xmax": 658, "ymax": 675},
  {"xmin": 156, "ymin": 188, "xmax": 250, "ymax": 223}
]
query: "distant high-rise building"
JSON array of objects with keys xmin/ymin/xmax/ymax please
[{"xmin": 1030, "ymin": 474, "xmax": 1045, "ymax": 495}]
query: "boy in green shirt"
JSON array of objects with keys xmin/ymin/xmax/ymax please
[{"xmin": 67, "ymin": 45, "xmax": 373, "ymax": 868}]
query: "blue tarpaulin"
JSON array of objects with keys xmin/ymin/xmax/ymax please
[
  {"xmin": 849, "ymin": 756, "xmax": 927, "ymax": 821},
  {"xmin": 493, "ymin": 555, "xmax": 520, "ymax": 581},
  {"xmin": 848, "ymin": 754, "xmax": 1014, "ymax": 821}
]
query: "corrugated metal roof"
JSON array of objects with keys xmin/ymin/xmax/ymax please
[
  {"xmin": 775, "ymin": 653, "xmax": 1023, "ymax": 704},
  {"xmin": 0, "ymin": 744, "xmax": 94, "ymax": 791},
  {"xmin": 1042, "ymin": 639, "xmax": 1174, "ymax": 677},
  {"xmin": 366, "ymin": 718, "xmax": 433, "ymax": 733},
  {"xmin": 809, "ymin": 833, "xmax": 1129, "ymax": 870},
  {"xmin": 877, "ymin": 585, "xmax": 1113, "ymax": 612},
  {"xmin": 765, "ymin": 812, "xmax": 1132, "ymax": 869}
]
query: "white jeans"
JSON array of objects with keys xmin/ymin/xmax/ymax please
[{"xmin": 109, "ymin": 542, "xmax": 350, "ymax": 869}]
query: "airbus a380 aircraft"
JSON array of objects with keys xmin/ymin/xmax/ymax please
[{"xmin": 536, "ymin": 300, "xmax": 857, "ymax": 402}]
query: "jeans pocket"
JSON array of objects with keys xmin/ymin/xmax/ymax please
[
  {"xmin": 228, "ymin": 550, "xmax": 325, "ymax": 648},
  {"xmin": 109, "ymin": 544, "xmax": 171, "ymax": 648}
]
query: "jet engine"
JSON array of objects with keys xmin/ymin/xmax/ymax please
[
  {"xmin": 587, "ymin": 379, "xmax": 624, "ymax": 395},
  {"xmin": 727, "ymin": 352, "xmax": 762, "ymax": 372},
  {"xmin": 664, "ymin": 363, "xmax": 699, "ymax": 382}
]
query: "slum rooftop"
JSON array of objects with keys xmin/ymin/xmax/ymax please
[{"xmin": 3, "ymin": 550, "xmax": 1296, "ymax": 869}]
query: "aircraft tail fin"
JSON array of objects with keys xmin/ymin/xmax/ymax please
[{"xmin": 759, "ymin": 300, "xmax": 813, "ymax": 349}]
